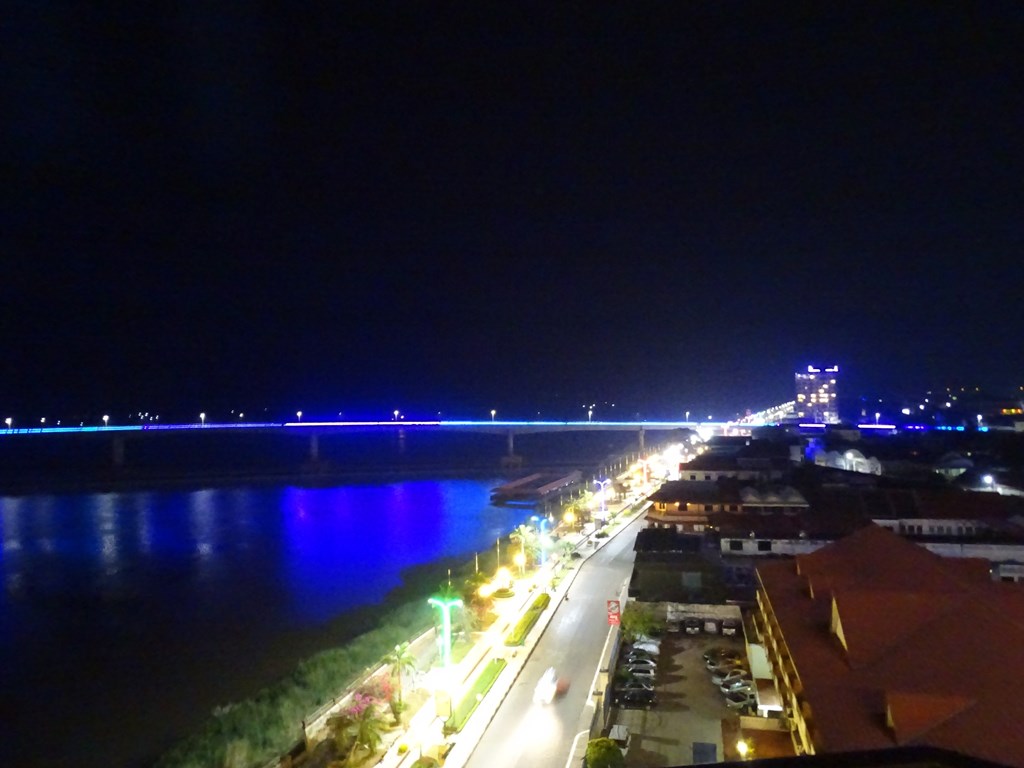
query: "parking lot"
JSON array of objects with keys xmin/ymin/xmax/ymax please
[{"xmin": 610, "ymin": 632, "xmax": 748, "ymax": 767}]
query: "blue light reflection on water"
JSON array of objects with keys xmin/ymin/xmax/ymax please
[
  {"xmin": 280, "ymin": 479, "xmax": 528, "ymax": 623},
  {"xmin": 0, "ymin": 476, "xmax": 534, "ymax": 768}
]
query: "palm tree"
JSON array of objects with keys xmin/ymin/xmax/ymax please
[
  {"xmin": 340, "ymin": 703, "xmax": 388, "ymax": 766},
  {"xmin": 510, "ymin": 523, "xmax": 536, "ymax": 566},
  {"xmin": 383, "ymin": 642, "xmax": 417, "ymax": 707}
]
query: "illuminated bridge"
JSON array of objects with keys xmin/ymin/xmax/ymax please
[{"xmin": 0, "ymin": 419, "xmax": 756, "ymax": 469}]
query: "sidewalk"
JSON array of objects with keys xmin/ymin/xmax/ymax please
[{"xmin": 371, "ymin": 496, "xmax": 649, "ymax": 768}]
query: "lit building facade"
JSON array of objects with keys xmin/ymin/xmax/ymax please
[{"xmin": 795, "ymin": 365, "xmax": 839, "ymax": 423}]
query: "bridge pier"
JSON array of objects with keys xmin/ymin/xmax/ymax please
[
  {"xmin": 501, "ymin": 429, "xmax": 523, "ymax": 469},
  {"xmin": 507, "ymin": 430, "xmax": 515, "ymax": 456},
  {"xmin": 309, "ymin": 434, "xmax": 319, "ymax": 462},
  {"xmin": 638, "ymin": 427, "xmax": 645, "ymax": 452},
  {"xmin": 112, "ymin": 436, "xmax": 125, "ymax": 468}
]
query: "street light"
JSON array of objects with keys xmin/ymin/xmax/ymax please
[
  {"xmin": 199, "ymin": 412, "xmax": 206, "ymax": 427},
  {"xmin": 490, "ymin": 409, "xmax": 496, "ymax": 422},
  {"xmin": 513, "ymin": 551, "xmax": 526, "ymax": 576},
  {"xmin": 587, "ymin": 409, "xmax": 593, "ymax": 422},
  {"xmin": 427, "ymin": 595, "xmax": 463, "ymax": 668},
  {"xmin": 595, "ymin": 478, "xmax": 611, "ymax": 522},
  {"xmin": 102, "ymin": 415, "xmax": 109, "ymax": 428},
  {"xmin": 531, "ymin": 515, "xmax": 549, "ymax": 565},
  {"xmin": 296, "ymin": 410, "xmax": 302, "ymax": 421},
  {"xmin": 394, "ymin": 410, "xmax": 400, "ymax": 421},
  {"xmin": 4, "ymin": 417, "xmax": 11, "ymax": 430}
]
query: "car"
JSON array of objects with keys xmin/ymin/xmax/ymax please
[
  {"xmin": 614, "ymin": 689, "xmax": 657, "ymax": 709},
  {"xmin": 724, "ymin": 689, "xmax": 756, "ymax": 710},
  {"xmin": 534, "ymin": 667, "xmax": 567, "ymax": 704},
  {"xmin": 722, "ymin": 619, "xmax": 741, "ymax": 636},
  {"xmin": 706, "ymin": 656, "xmax": 745, "ymax": 672},
  {"xmin": 720, "ymin": 677, "xmax": 754, "ymax": 694},
  {"xmin": 714, "ymin": 668, "xmax": 751, "ymax": 686},
  {"xmin": 622, "ymin": 654, "xmax": 657, "ymax": 666},
  {"xmin": 622, "ymin": 659, "xmax": 655, "ymax": 671},
  {"xmin": 614, "ymin": 679, "xmax": 655, "ymax": 693},
  {"xmin": 621, "ymin": 666, "xmax": 656, "ymax": 679},
  {"xmin": 684, "ymin": 618, "xmax": 702, "ymax": 634},
  {"xmin": 629, "ymin": 642, "xmax": 661, "ymax": 655},
  {"xmin": 624, "ymin": 648, "xmax": 657, "ymax": 661},
  {"xmin": 703, "ymin": 647, "xmax": 743, "ymax": 664}
]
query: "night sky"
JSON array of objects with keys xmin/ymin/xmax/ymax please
[{"xmin": 5, "ymin": 4, "xmax": 1023, "ymax": 422}]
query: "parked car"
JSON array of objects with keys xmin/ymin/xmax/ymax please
[
  {"xmin": 621, "ymin": 666, "xmax": 656, "ymax": 679},
  {"xmin": 714, "ymin": 668, "xmax": 751, "ymax": 686},
  {"xmin": 621, "ymin": 656, "xmax": 656, "ymax": 668},
  {"xmin": 614, "ymin": 679, "xmax": 655, "ymax": 693},
  {"xmin": 720, "ymin": 677, "xmax": 754, "ymax": 694},
  {"xmin": 706, "ymin": 656, "xmax": 745, "ymax": 672},
  {"xmin": 684, "ymin": 618, "xmax": 702, "ymax": 634},
  {"xmin": 630, "ymin": 642, "xmax": 661, "ymax": 655},
  {"xmin": 722, "ymin": 619, "xmax": 741, "ymax": 636},
  {"xmin": 703, "ymin": 647, "xmax": 743, "ymax": 664},
  {"xmin": 724, "ymin": 690, "xmax": 756, "ymax": 710},
  {"xmin": 614, "ymin": 689, "xmax": 657, "ymax": 709},
  {"xmin": 624, "ymin": 648, "xmax": 658, "ymax": 662}
]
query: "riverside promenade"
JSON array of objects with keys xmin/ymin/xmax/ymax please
[{"xmin": 365, "ymin": 495, "xmax": 648, "ymax": 768}]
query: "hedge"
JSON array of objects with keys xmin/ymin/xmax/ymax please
[
  {"xmin": 504, "ymin": 592, "xmax": 551, "ymax": 646},
  {"xmin": 443, "ymin": 658, "xmax": 507, "ymax": 734}
]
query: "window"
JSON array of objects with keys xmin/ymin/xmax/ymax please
[
  {"xmin": 757, "ymin": 540, "xmax": 772, "ymax": 552},
  {"xmin": 729, "ymin": 540, "xmax": 743, "ymax": 551},
  {"xmin": 689, "ymin": 474, "xmax": 696, "ymax": 480},
  {"xmin": 704, "ymin": 504, "xmax": 713, "ymax": 512}
]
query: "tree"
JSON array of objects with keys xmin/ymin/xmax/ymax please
[
  {"xmin": 620, "ymin": 601, "xmax": 664, "ymax": 642},
  {"xmin": 331, "ymin": 700, "xmax": 388, "ymax": 766},
  {"xmin": 585, "ymin": 737, "xmax": 625, "ymax": 768},
  {"xmin": 510, "ymin": 523, "xmax": 537, "ymax": 566},
  {"xmin": 382, "ymin": 642, "xmax": 417, "ymax": 708}
]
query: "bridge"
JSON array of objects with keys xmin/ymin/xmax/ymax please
[{"xmin": 0, "ymin": 419, "xmax": 753, "ymax": 469}]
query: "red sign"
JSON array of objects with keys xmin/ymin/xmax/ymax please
[{"xmin": 607, "ymin": 599, "xmax": 621, "ymax": 626}]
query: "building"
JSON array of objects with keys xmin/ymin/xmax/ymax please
[
  {"xmin": 752, "ymin": 525, "xmax": 1024, "ymax": 767},
  {"xmin": 795, "ymin": 365, "xmax": 840, "ymax": 424}
]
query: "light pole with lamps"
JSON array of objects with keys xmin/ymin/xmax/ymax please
[
  {"xmin": 4, "ymin": 417, "xmax": 11, "ymax": 430},
  {"xmin": 102, "ymin": 415, "xmax": 109, "ymax": 428},
  {"xmin": 531, "ymin": 514, "xmax": 549, "ymax": 564},
  {"xmin": 427, "ymin": 595, "xmax": 463, "ymax": 668},
  {"xmin": 199, "ymin": 412, "xmax": 206, "ymax": 427},
  {"xmin": 490, "ymin": 409, "xmax": 496, "ymax": 422}
]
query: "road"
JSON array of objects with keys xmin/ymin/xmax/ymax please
[{"xmin": 463, "ymin": 516, "xmax": 643, "ymax": 768}]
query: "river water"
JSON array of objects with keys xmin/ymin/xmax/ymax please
[{"xmin": 0, "ymin": 430, "xmax": 638, "ymax": 767}]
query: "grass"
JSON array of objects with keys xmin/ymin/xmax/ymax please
[
  {"xmin": 443, "ymin": 658, "xmax": 507, "ymax": 734},
  {"xmin": 504, "ymin": 592, "xmax": 551, "ymax": 646}
]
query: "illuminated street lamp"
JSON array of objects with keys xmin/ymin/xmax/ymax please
[
  {"xmin": 531, "ymin": 515, "xmax": 549, "ymax": 565},
  {"xmin": 427, "ymin": 595, "xmax": 463, "ymax": 668},
  {"xmin": 587, "ymin": 409, "xmax": 593, "ymax": 422},
  {"xmin": 102, "ymin": 415, "xmax": 109, "ymax": 428},
  {"xmin": 595, "ymin": 478, "xmax": 611, "ymax": 521},
  {"xmin": 296, "ymin": 410, "xmax": 302, "ymax": 421},
  {"xmin": 393, "ymin": 409, "xmax": 400, "ymax": 421},
  {"xmin": 490, "ymin": 409, "xmax": 496, "ymax": 422},
  {"xmin": 513, "ymin": 551, "xmax": 526, "ymax": 576},
  {"xmin": 736, "ymin": 740, "xmax": 750, "ymax": 760},
  {"xmin": 564, "ymin": 510, "xmax": 576, "ymax": 531},
  {"xmin": 4, "ymin": 417, "xmax": 11, "ymax": 430},
  {"xmin": 199, "ymin": 412, "xmax": 206, "ymax": 427}
]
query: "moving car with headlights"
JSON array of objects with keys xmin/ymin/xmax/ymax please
[{"xmin": 534, "ymin": 667, "xmax": 568, "ymax": 703}]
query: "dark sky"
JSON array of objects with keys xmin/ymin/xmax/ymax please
[{"xmin": 5, "ymin": 3, "xmax": 1023, "ymax": 421}]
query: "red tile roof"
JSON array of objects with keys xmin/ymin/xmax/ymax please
[{"xmin": 758, "ymin": 525, "xmax": 1024, "ymax": 767}]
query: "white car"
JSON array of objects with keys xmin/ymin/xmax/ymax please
[
  {"xmin": 715, "ymin": 668, "xmax": 751, "ymax": 687},
  {"xmin": 630, "ymin": 642, "xmax": 661, "ymax": 655},
  {"xmin": 725, "ymin": 690, "xmax": 756, "ymax": 709},
  {"xmin": 534, "ymin": 667, "xmax": 558, "ymax": 704},
  {"xmin": 720, "ymin": 677, "xmax": 754, "ymax": 695}
]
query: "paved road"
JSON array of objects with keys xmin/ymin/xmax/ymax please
[{"xmin": 463, "ymin": 516, "xmax": 643, "ymax": 768}]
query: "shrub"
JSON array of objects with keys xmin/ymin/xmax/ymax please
[
  {"xmin": 505, "ymin": 593, "xmax": 551, "ymax": 646},
  {"xmin": 443, "ymin": 658, "xmax": 507, "ymax": 734}
]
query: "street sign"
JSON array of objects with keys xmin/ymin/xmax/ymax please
[{"xmin": 607, "ymin": 599, "xmax": 621, "ymax": 625}]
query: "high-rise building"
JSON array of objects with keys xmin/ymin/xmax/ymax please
[{"xmin": 795, "ymin": 364, "xmax": 839, "ymax": 423}]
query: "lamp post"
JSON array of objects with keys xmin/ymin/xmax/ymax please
[
  {"xmin": 427, "ymin": 595, "xmax": 463, "ymax": 668},
  {"xmin": 514, "ymin": 551, "xmax": 526, "ymax": 577},
  {"xmin": 595, "ymin": 478, "xmax": 611, "ymax": 522},
  {"xmin": 103, "ymin": 415, "xmax": 109, "ymax": 428},
  {"xmin": 4, "ymin": 417, "xmax": 11, "ymax": 430},
  {"xmin": 199, "ymin": 412, "xmax": 205, "ymax": 427},
  {"xmin": 587, "ymin": 409, "xmax": 593, "ymax": 423},
  {"xmin": 531, "ymin": 515, "xmax": 549, "ymax": 565},
  {"xmin": 296, "ymin": 410, "xmax": 302, "ymax": 422},
  {"xmin": 490, "ymin": 409, "xmax": 496, "ymax": 422}
]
